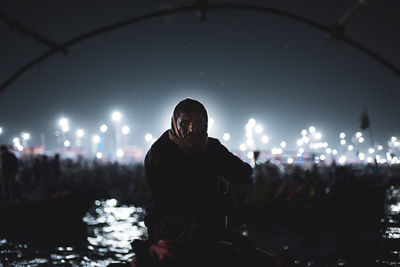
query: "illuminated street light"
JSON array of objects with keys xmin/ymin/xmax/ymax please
[
  {"xmin": 359, "ymin": 153, "xmax": 365, "ymax": 160},
  {"xmin": 246, "ymin": 139, "xmax": 254, "ymax": 147},
  {"xmin": 315, "ymin": 132, "xmax": 322, "ymax": 140},
  {"xmin": 111, "ymin": 111, "xmax": 122, "ymax": 150},
  {"xmin": 356, "ymin": 132, "xmax": 362, "ymax": 138},
  {"xmin": 145, "ymin": 133, "xmax": 153, "ymax": 142},
  {"xmin": 254, "ymin": 124, "xmax": 262, "ymax": 134},
  {"xmin": 320, "ymin": 154, "xmax": 326, "ymax": 161},
  {"xmin": 368, "ymin": 148, "xmax": 375, "ymax": 154},
  {"xmin": 339, "ymin": 156, "xmax": 346, "ymax": 165},
  {"xmin": 100, "ymin": 124, "xmax": 108, "ymax": 133},
  {"xmin": 20, "ymin": 132, "xmax": 30, "ymax": 147},
  {"xmin": 111, "ymin": 111, "xmax": 122, "ymax": 121},
  {"xmin": 64, "ymin": 140, "xmax": 71, "ymax": 147},
  {"xmin": 96, "ymin": 152, "xmax": 103, "ymax": 159},
  {"xmin": 280, "ymin": 141, "xmax": 286, "ymax": 148},
  {"xmin": 121, "ymin": 125, "xmax": 130, "ymax": 135},
  {"xmin": 297, "ymin": 139, "xmax": 303, "ymax": 146},
  {"xmin": 301, "ymin": 129, "xmax": 307, "ymax": 136},
  {"xmin": 261, "ymin": 135, "xmax": 269, "ymax": 144},
  {"xmin": 245, "ymin": 123, "xmax": 252, "ymax": 132},
  {"xmin": 248, "ymin": 118, "xmax": 256, "ymax": 127},
  {"xmin": 287, "ymin": 157, "xmax": 294, "ymax": 164},
  {"xmin": 309, "ymin": 126, "xmax": 316, "ymax": 134},
  {"xmin": 62, "ymin": 125, "xmax": 70, "ymax": 132},
  {"xmin": 239, "ymin": 143, "xmax": 247, "ymax": 151},
  {"xmin": 75, "ymin": 129, "xmax": 84, "ymax": 147},
  {"xmin": 326, "ymin": 148, "xmax": 332, "ymax": 154},
  {"xmin": 59, "ymin": 118, "xmax": 70, "ymax": 132},
  {"xmin": 21, "ymin": 132, "xmax": 30, "ymax": 141},
  {"xmin": 92, "ymin": 135, "xmax": 100, "ymax": 144},
  {"xmin": 359, "ymin": 137, "xmax": 365, "ymax": 143},
  {"xmin": 377, "ymin": 145, "xmax": 383, "ymax": 151},
  {"xmin": 13, "ymin": 137, "xmax": 20, "ymax": 144},
  {"xmin": 332, "ymin": 149, "xmax": 338, "ymax": 155},
  {"xmin": 348, "ymin": 145, "xmax": 354, "ymax": 151},
  {"xmin": 340, "ymin": 139, "xmax": 346, "ymax": 145},
  {"xmin": 339, "ymin": 132, "xmax": 345, "ymax": 139},
  {"xmin": 59, "ymin": 118, "xmax": 68, "ymax": 127},
  {"xmin": 76, "ymin": 129, "xmax": 84, "ymax": 137},
  {"xmin": 116, "ymin": 149, "xmax": 124, "ymax": 158},
  {"xmin": 246, "ymin": 131, "xmax": 253, "ymax": 138},
  {"xmin": 222, "ymin": 133, "xmax": 230, "ymax": 141},
  {"xmin": 0, "ymin": 127, "xmax": 3, "ymax": 134},
  {"xmin": 247, "ymin": 151, "xmax": 254, "ymax": 159}
]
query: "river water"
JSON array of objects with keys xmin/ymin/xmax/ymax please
[{"xmin": 1, "ymin": 186, "xmax": 399, "ymax": 266}]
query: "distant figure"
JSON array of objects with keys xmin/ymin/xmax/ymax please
[
  {"xmin": 0, "ymin": 145, "xmax": 19, "ymax": 204},
  {"xmin": 39, "ymin": 155, "xmax": 51, "ymax": 195},
  {"xmin": 50, "ymin": 153, "xmax": 61, "ymax": 189}
]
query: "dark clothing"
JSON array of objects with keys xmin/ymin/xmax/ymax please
[
  {"xmin": 1, "ymin": 151, "xmax": 18, "ymax": 178},
  {"xmin": 1, "ymin": 150, "xmax": 19, "ymax": 203},
  {"xmin": 144, "ymin": 130, "xmax": 252, "ymax": 240}
]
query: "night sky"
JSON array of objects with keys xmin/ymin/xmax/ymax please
[{"xmin": 1, "ymin": 0, "xmax": 399, "ymax": 156}]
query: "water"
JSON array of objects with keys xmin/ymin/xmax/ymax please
[
  {"xmin": 0, "ymin": 199, "xmax": 147, "ymax": 266},
  {"xmin": 1, "ymin": 187, "xmax": 399, "ymax": 266}
]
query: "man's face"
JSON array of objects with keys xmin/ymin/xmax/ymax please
[{"xmin": 176, "ymin": 112, "xmax": 204, "ymax": 138}]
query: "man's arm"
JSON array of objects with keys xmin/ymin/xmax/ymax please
[{"xmin": 208, "ymin": 139, "xmax": 253, "ymax": 184}]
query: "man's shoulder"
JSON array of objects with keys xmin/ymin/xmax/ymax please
[
  {"xmin": 150, "ymin": 131, "xmax": 170, "ymax": 151},
  {"xmin": 208, "ymin": 137, "xmax": 221, "ymax": 146},
  {"xmin": 145, "ymin": 131, "xmax": 172, "ymax": 161}
]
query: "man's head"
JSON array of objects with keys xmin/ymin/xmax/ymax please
[{"xmin": 172, "ymin": 98, "xmax": 208, "ymax": 139}]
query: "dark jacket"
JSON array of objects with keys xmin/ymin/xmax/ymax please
[
  {"xmin": 1, "ymin": 151, "xmax": 19, "ymax": 178},
  {"xmin": 144, "ymin": 130, "xmax": 252, "ymax": 240}
]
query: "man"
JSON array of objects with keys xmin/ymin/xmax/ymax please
[
  {"xmin": 0, "ymin": 145, "xmax": 19, "ymax": 204},
  {"xmin": 126, "ymin": 99, "xmax": 281, "ymax": 267},
  {"xmin": 143, "ymin": 98, "xmax": 253, "ymax": 241}
]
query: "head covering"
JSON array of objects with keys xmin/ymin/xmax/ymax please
[
  {"xmin": 168, "ymin": 98, "xmax": 208, "ymax": 156},
  {"xmin": 171, "ymin": 98, "xmax": 208, "ymax": 135}
]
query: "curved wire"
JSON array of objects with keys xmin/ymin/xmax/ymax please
[{"xmin": 1, "ymin": 2, "xmax": 399, "ymax": 94}]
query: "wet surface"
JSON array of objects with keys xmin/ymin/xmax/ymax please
[
  {"xmin": 0, "ymin": 187, "xmax": 399, "ymax": 266},
  {"xmin": 0, "ymin": 199, "xmax": 147, "ymax": 266}
]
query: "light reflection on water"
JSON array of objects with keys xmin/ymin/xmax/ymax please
[
  {"xmin": 381, "ymin": 186, "xmax": 400, "ymax": 265},
  {"xmin": 1, "ymin": 187, "xmax": 400, "ymax": 266},
  {"xmin": 0, "ymin": 198, "xmax": 147, "ymax": 266},
  {"xmin": 83, "ymin": 198, "xmax": 147, "ymax": 261}
]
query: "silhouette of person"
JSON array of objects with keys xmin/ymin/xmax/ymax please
[
  {"xmin": 143, "ymin": 98, "xmax": 253, "ymax": 241},
  {"xmin": 50, "ymin": 153, "xmax": 61, "ymax": 190},
  {"xmin": 1, "ymin": 145, "xmax": 19, "ymax": 204}
]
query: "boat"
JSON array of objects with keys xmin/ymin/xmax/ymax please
[{"xmin": 121, "ymin": 237, "xmax": 285, "ymax": 267}]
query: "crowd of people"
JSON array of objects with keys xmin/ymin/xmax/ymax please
[
  {"xmin": 0, "ymin": 144, "xmax": 398, "ymax": 209},
  {"xmin": 0, "ymin": 146, "xmax": 151, "ymax": 207}
]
